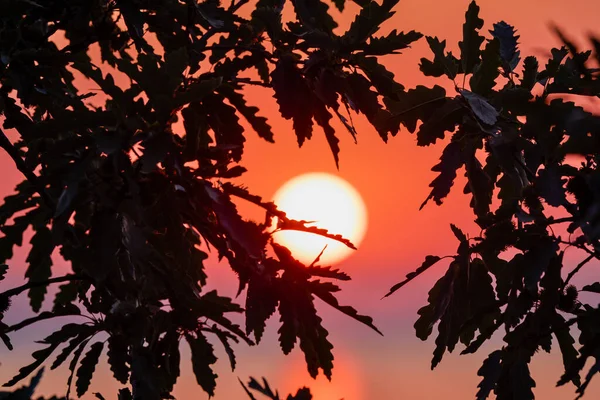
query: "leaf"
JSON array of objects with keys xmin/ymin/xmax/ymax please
[
  {"xmin": 307, "ymin": 265, "xmax": 350, "ymax": 281},
  {"xmin": 107, "ymin": 335, "xmax": 130, "ymax": 384},
  {"xmin": 414, "ymin": 263, "xmax": 457, "ymax": 341},
  {"xmin": 271, "ymin": 55, "xmax": 314, "ymax": 146},
  {"xmin": 211, "ymin": 326, "xmax": 238, "ymax": 371},
  {"xmin": 520, "ymin": 56, "xmax": 539, "ymax": 90},
  {"xmin": 313, "ymin": 103, "xmax": 340, "ymax": 168},
  {"xmin": 356, "ymin": 56, "xmax": 405, "ymax": 99},
  {"xmin": 490, "ymin": 21, "xmax": 521, "ymax": 74},
  {"xmin": 420, "ymin": 140, "xmax": 464, "ymax": 209},
  {"xmin": 291, "ymin": 0, "xmax": 338, "ymax": 33},
  {"xmin": 76, "ymin": 341, "xmax": 104, "ymax": 397},
  {"xmin": 0, "ymin": 264, "xmax": 6, "ymax": 281},
  {"xmin": 52, "ymin": 281, "xmax": 79, "ymax": 311},
  {"xmin": 25, "ymin": 226, "xmax": 54, "ymax": 312},
  {"xmin": 416, "ymin": 98, "xmax": 464, "ymax": 146},
  {"xmin": 419, "ymin": 36, "xmax": 461, "ymax": 79},
  {"xmin": 309, "ymin": 280, "xmax": 382, "ymax": 334},
  {"xmin": 288, "ymin": 387, "xmax": 312, "ymax": 400},
  {"xmin": 4, "ymin": 323, "xmax": 83, "ymax": 387},
  {"xmin": 343, "ymin": 0, "xmax": 398, "ymax": 46},
  {"xmin": 344, "ymin": 72, "xmax": 393, "ymax": 141},
  {"xmin": 476, "ymin": 350, "xmax": 502, "ymax": 400},
  {"xmin": 220, "ymin": 87, "xmax": 275, "ymax": 143},
  {"xmin": 361, "ymin": 29, "xmax": 423, "ymax": 55},
  {"xmin": 554, "ymin": 314, "xmax": 581, "ymax": 387},
  {"xmin": 464, "ymin": 152, "xmax": 493, "ymax": 218},
  {"xmin": 459, "ymin": 1, "xmax": 485, "ymax": 74},
  {"xmin": 247, "ymin": 377, "xmax": 279, "ymax": 399},
  {"xmin": 450, "ymin": 224, "xmax": 467, "ymax": 243},
  {"xmin": 536, "ymin": 166, "xmax": 567, "ymax": 207},
  {"xmin": 538, "ymin": 47, "xmax": 569, "ymax": 82},
  {"xmin": 385, "ymin": 256, "xmax": 443, "ymax": 297},
  {"xmin": 470, "ymin": 39, "xmax": 501, "ymax": 96},
  {"xmin": 186, "ymin": 333, "xmax": 218, "ymax": 396},
  {"xmin": 582, "ymin": 282, "xmax": 600, "ymax": 293},
  {"xmin": 51, "ymin": 326, "xmax": 96, "ymax": 370},
  {"xmin": 459, "ymin": 89, "xmax": 499, "ymax": 125},
  {"xmin": 385, "ymin": 85, "xmax": 447, "ymax": 133}
]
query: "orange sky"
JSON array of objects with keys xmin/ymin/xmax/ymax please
[{"xmin": 1, "ymin": 1, "xmax": 600, "ymax": 399}]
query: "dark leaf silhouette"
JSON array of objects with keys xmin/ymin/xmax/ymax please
[
  {"xmin": 186, "ymin": 333, "xmax": 218, "ymax": 396},
  {"xmin": 76, "ymin": 341, "xmax": 104, "ymax": 397},
  {"xmin": 490, "ymin": 21, "xmax": 521, "ymax": 74},
  {"xmin": 385, "ymin": 256, "xmax": 443, "ymax": 297},
  {"xmin": 459, "ymin": 1, "xmax": 485, "ymax": 74}
]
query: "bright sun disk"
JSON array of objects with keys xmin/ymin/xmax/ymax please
[{"xmin": 272, "ymin": 172, "xmax": 367, "ymax": 265}]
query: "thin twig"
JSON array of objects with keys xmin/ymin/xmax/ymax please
[
  {"xmin": 1, "ymin": 274, "xmax": 88, "ymax": 298},
  {"xmin": 564, "ymin": 254, "xmax": 595, "ymax": 289},
  {"xmin": 0, "ymin": 128, "xmax": 54, "ymax": 208}
]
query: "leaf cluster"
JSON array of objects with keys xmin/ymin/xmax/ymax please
[{"xmin": 386, "ymin": 2, "xmax": 600, "ymax": 398}]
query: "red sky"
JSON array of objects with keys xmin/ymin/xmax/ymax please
[{"xmin": 1, "ymin": 0, "xmax": 600, "ymax": 399}]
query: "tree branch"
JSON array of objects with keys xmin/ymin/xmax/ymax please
[
  {"xmin": 1, "ymin": 274, "xmax": 88, "ymax": 298},
  {"xmin": 564, "ymin": 254, "xmax": 595, "ymax": 288},
  {"xmin": 0, "ymin": 128, "xmax": 54, "ymax": 208}
]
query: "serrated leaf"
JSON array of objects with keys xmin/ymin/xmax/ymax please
[
  {"xmin": 220, "ymin": 87, "xmax": 274, "ymax": 143},
  {"xmin": 490, "ymin": 21, "xmax": 521, "ymax": 74},
  {"xmin": 470, "ymin": 39, "xmax": 501, "ymax": 96},
  {"xmin": 76, "ymin": 341, "xmax": 104, "ymax": 397},
  {"xmin": 362, "ymin": 29, "xmax": 423, "ymax": 55},
  {"xmin": 313, "ymin": 103, "xmax": 340, "ymax": 168},
  {"xmin": 385, "ymin": 256, "xmax": 443, "ymax": 297},
  {"xmin": 459, "ymin": 89, "xmax": 498, "ymax": 125},
  {"xmin": 51, "ymin": 326, "xmax": 96, "ymax": 370},
  {"xmin": 53, "ymin": 281, "xmax": 79, "ymax": 312},
  {"xmin": 186, "ymin": 333, "xmax": 218, "ymax": 396},
  {"xmin": 343, "ymin": 0, "xmax": 398, "ymax": 46},
  {"xmin": 107, "ymin": 335, "xmax": 130, "ymax": 384},
  {"xmin": 4, "ymin": 323, "xmax": 83, "ymax": 387},
  {"xmin": 309, "ymin": 280, "xmax": 382, "ymax": 334},
  {"xmin": 421, "ymin": 140, "xmax": 464, "ymax": 209},
  {"xmin": 385, "ymin": 85, "xmax": 447, "ymax": 132},
  {"xmin": 520, "ymin": 56, "xmax": 539, "ymax": 90},
  {"xmin": 25, "ymin": 226, "xmax": 54, "ymax": 312},
  {"xmin": 271, "ymin": 55, "xmax": 314, "ymax": 146},
  {"xmin": 476, "ymin": 350, "xmax": 502, "ymax": 400},
  {"xmin": 536, "ymin": 166, "xmax": 567, "ymax": 207},
  {"xmin": 459, "ymin": 1, "xmax": 485, "ymax": 74},
  {"xmin": 292, "ymin": 0, "xmax": 337, "ymax": 33},
  {"xmin": 450, "ymin": 224, "xmax": 467, "ymax": 242},
  {"xmin": 554, "ymin": 314, "xmax": 581, "ymax": 387},
  {"xmin": 582, "ymin": 282, "xmax": 600, "ymax": 293},
  {"xmin": 345, "ymin": 72, "xmax": 393, "ymax": 141},
  {"xmin": 416, "ymin": 98, "xmax": 464, "ymax": 146},
  {"xmin": 356, "ymin": 56, "xmax": 405, "ymax": 99},
  {"xmin": 419, "ymin": 36, "xmax": 461, "ymax": 79}
]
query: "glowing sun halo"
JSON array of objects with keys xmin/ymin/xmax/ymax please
[{"xmin": 272, "ymin": 173, "xmax": 367, "ymax": 265}]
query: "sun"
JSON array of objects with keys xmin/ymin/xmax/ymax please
[{"xmin": 272, "ymin": 172, "xmax": 367, "ymax": 265}]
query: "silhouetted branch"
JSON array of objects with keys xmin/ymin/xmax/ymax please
[
  {"xmin": 1, "ymin": 274, "xmax": 88, "ymax": 298},
  {"xmin": 0, "ymin": 128, "xmax": 53, "ymax": 208}
]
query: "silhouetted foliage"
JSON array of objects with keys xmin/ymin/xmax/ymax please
[
  {"xmin": 239, "ymin": 377, "xmax": 312, "ymax": 400},
  {"xmin": 1, "ymin": 0, "xmax": 599, "ymax": 399},
  {"xmin": 386, "ymin": 2, "xmax": 600, "ymax": 399},
  {"xmin": 0, "ymin": 0, "xmax": 405, "ymax": 398}
]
